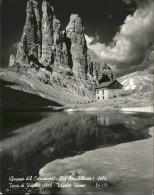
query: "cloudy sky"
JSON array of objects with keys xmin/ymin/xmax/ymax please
[{"xmin": 1, "ymin": 0, "xmax": 154, "ymax": 76}]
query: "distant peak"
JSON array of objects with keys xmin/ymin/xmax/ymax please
[
  {"xmin": 70, "ymin": 14, "xmax": 80, "ymax": 18},
  {"xmin": 66, "ymin": 13, "xmax": 84, "ymax": 34},
  {"xmin": 69, "ymin": 14, "xmax": 82, "ymax": 22}
]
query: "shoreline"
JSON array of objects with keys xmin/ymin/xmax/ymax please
[
  {"xmin": 120, "ymin": 106, "xmax": 154, "ymax": 113},
  {"xmin": 2, "ymin": 105, "xmax": 153, "ymax": 114},
  {"xmin": 65, "ymin": 106, "xmax": 154, "ymax": 113}
]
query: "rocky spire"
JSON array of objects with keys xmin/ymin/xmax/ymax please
[
  {"xmin": 23, "ymin": 0, "xmax": 42, "ymax": 58},
  {"xmin": 40, "ymin": 1, "xmax": 70, "ymax": 71},
  {"xmin": 15, "ymin": 0, "xmax": 42, "ymax": 66},
  {"xmin": 40, "ymin": 1, "xmax": 55, "ymax": 67},
  {"xmin": 12, "ymin": 0, "xmax": 69, "ymax": 71},
  {"xmin": 9, "ymin": 0, "xmax": 107, "ymax": 83},
  {"xmin": 66, "ymin": 14, "xmax": 88, "ymax": 79}
]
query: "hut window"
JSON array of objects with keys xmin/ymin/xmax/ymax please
[
  {"xmin": 97, "ymin": 91, "xmax": 99, "ymax": 94},
  {"xmin": 102, "ymin": 90, "xmax": 104, "ymax": 94},
  {"xmin": 98, "ymin": 97, "xmax": 99, "ymax": 100}
]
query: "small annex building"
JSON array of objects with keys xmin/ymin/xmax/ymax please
[{"xmin": 96, "ymin": 80, "xmax": 123, "ymax": 101}]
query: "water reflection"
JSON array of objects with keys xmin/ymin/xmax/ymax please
[
  {"xmin": 97, "ymin": 114, "xmax": 123, "ymax": 126},
  {"xmin": 1, "ymin": 111, "xmax": 153, "ymax": 194}
]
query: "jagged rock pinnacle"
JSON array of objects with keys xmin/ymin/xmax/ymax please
[
  {"xmin": 9, "ymin": 0, "xmax": 107, "ymax": 83},
  {"xmin": 41, "ymin": 0, "xmax": 69, "ymax": 70},
  {"xmin": 66, "ymin": 14, "xmax": 88, "ymax": 79}
]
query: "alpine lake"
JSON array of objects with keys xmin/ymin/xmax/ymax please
[{"xmin": 1, "ymin": 110, "xmax": 154, "ymax": 195}]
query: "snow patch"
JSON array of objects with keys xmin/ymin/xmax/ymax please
[
  {"xmin": 121, "ymin": 79, "xmax": 128, "ymax": 85},
  {"xmin": 39, "ymin": 93, "xmax": 45, "ymax": 98},
  {"xmin": 125, "ymin": 78, "xmax": 136, "ymax": 90}
]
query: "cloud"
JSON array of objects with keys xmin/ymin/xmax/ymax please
[
  {"xmin": 85, "ymin": 35, "xmax": 107, "ymax": 57},
  {"xmin": 140, "ymin": 44, "xmax": 154, "ymax": 73},
  {"xmin": 86, "ymin": 0, "xmax": 154, "ymax": 76}
]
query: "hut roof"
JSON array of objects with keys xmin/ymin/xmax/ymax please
[{"xmin": 96, "ymin": 80, "xmax": 123, "ymax": 89}]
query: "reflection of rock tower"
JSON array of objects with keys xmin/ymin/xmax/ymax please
[{"xmin": 98, "ymin": 64, "xmax": 115, "ymax": 84}]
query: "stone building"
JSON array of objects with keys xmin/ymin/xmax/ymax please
[{"xmin": 96, "ymin": 80, "xmax": 123, "ymax": 101}]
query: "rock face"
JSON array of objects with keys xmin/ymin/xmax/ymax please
[
  {"xmin": 9, "ymin": 55, "xmax": 16, "ymax": 66},
  {"xmin": 15, "ymin": 0, "xmax": 41, "ymax": 66},
  {"xmin": 66, "ymin": 14, "xmax": 88, "ymax": 79},
  {"xmin": 41, "ymin": 1, "xmax": 55, "ymax": 67},
  {"xmin": 10, "ymin": 0, "xmax": 112, "ymax": 97},
  {"xmin": 41, "ymin": 1, "xmax": 69, "ymax": 72},
  {"xmin": 87, "ymin": 49, "xmax": 105, "ymax": 80}
]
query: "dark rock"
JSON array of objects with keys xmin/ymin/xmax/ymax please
[{"xmin": 99, "ymin": 64, "xmax": 115, "ymax": 84}]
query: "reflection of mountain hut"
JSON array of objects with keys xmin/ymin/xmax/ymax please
[
  {"xmin": 97, "ymin": 115, "xmax": 110, "ymax": 126},
  {"xmin": 97, "ymin": 115, "xmax": 123, "ymax": 127},
  {"xmin": 96, "ymin": 80, "xmax": 123, "ymax": 101}
]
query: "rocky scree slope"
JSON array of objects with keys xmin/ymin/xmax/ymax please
[
  {"xmin": 118, "ymin": 71, "xmax": 154, "ymax": 103},
  {"xmin": 118, "ymin": 71, "xmax": 154, "ymax": 94}
]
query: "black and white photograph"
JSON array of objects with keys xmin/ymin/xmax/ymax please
[{"xmin": 0, "ymin": 0, "xmax": 154, "ymax": 194}]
